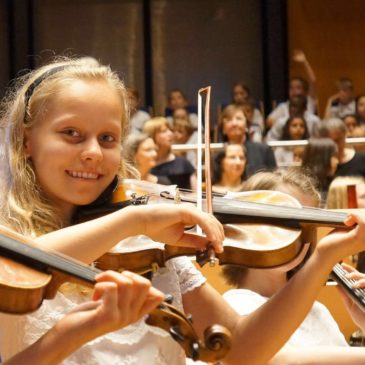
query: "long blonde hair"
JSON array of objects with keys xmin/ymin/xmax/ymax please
[{"xmin": 0, "ymin": 57, "xmax": 135, "ymax": 237}]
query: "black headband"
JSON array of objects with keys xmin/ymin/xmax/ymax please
[{"xmin": 24, "ymin": 65, "xmax": 68, "ymax": 111}]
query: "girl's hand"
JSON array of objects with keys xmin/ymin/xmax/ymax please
[
  {"xmin": 316, "ymin": 213, "xmax": 365, "ymax": 263},
  {"xmin": 65, "ymin": 270, "xmax": 164, "ymax": 337},
  {"xmin": 337, "ymin": 263, "xmax": 365, "ymax": 331},
  {"xmin": 139, "ymin": 203, "xmax": 225, "ymax": 253}
]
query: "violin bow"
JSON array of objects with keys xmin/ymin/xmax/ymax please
[{"xmin": 197, "ymin": 86, "xmax": 215, "ymax": 265}]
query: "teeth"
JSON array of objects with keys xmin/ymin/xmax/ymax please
[{"xmin": 68, "ymin": 171, "xmax": 99, "ymax": 179}]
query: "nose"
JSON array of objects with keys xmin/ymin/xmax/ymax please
[{"xmin": 80, "ymin": 137, "xmax": 103, "ymax": 162}]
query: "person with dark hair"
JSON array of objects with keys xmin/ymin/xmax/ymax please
[
  {"xmin": 219, "ymin": 104, "xmax": 276, "ymax": 177},
  {"xmin": 165, "ymin": 89, "xmax": 198, "ymax": 128},
  {"xmin": 355, "ymin": 94, "xmax": 365, "ymax": 125},
  {"xmin": 342, "ymin": 114, "xmax": 359, "ymax": 137},
  {"xmin": 266, "ymin": 95, "xmax": 320, "ymax": 142},
  {"xmin": 241, "ymin": 97, "xmax": 264, "ymax": 142},
  {"xmin": 274, "ymin": 116, "xmax": 309, "ymax": 165},
  {"xmin": 324, "ymin": 78, "xmax": 356, "ymax": 119},
  {"xmin": 212, "ymin": 143, "xmax": 247, "ymax": 193},
  {"xmin": 301, "ymin": 138, "xmax": 339, "ymax": 204}
]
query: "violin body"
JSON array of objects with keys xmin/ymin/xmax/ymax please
[{"xmin": 96, "ymin": 185, "xmax": 338, "ymax": 272}]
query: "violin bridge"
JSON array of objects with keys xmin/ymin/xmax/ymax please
[{"xmin": 174, "ymin": 187, "xmax": 181, "ymax": 204}]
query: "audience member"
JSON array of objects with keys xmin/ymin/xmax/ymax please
[
  {"xmin": 127, "ymin": 87, "xmax": 151, "ymax": 134},
  {"xmin": 356, "ymin": 94, "xmax": 365, "ymax": 125},
  {"xmin": 266, "ymin": 50, "xmax": 317, "ymax": 128},
  {"xmin": 124, "ymin": 133, "xmax": 171, "ymax": 185},
  {"xmin": 266, "ymin": 95, "xmax": 320, "ymax": 142},
  {"xmin": 212, "ymin": 143, "xmax": 247, "ymax": 193},
  {"xmin": 220, "ymin": 104, "xmax": 276, "ymax": 177},
  {"xmin": 143, "ymin": 117, "xmax": 196, "ymax": 189},
  {"xmin": 319, "ymin": 118, "xmax": 365, "ymax": 179},
  {"xmin": 241, "ymin": 98, "xmax": 264, "ymax": 142},
  {"xmin": 165, "ymin": 89, "xmax": 198, "ymax": 128},
  {"xmin": 274, "ymin": 116, "xmax": 309, "ymax": 166},
  {"xmin": 324, "ymin": 78, "xmax": 356, "ymax": 119},
  {"xmin": 342, "ymin": 114, "xmax": 359, "ymax": 137}
]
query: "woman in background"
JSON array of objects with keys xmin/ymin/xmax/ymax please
[{"xmin": 212, "ymin": 144, "xmax": 247, "ymax": 193}]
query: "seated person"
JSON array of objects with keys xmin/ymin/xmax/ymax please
[
  {"xmin": 324, "ymin": 78, "xmax": 356, "ymax": 119},
  {"xmin": 219, "ymin": 104, "xmax": 276, "ymax": 177},
  {"xmin": 143, "ymin": 117, "xmax": 196, "ymax": 189},
  {"xmin": 124, "ymin": 133, "xmax": 171, "ymax": 185},
  {"xmin": 241, "ymin": 97, "xmax": 264, "ymax": 143},
  {"xmin": 274, "ymin": 116, "xmax": 310, "ymax": 166},
  {"xmin": 212, "ymin": 144, "xmax": 247, "ymax": 193},
  {"xmin": 222, "ymin": 168, "xmax": 365, "ymax": 364},
  {"xmin": 127, "ymin": 87, "xmax": 151, "ymax": 134},
  {"xmin": 165, "ymin": 89, "xmax": 198, "ymax": 128},
  {"xmin": 318, "ymin": 118, "xmax": 365, "ymax": 179},
  {"xmin": 266, "ymin": 50, "xmax": 318, "ymax": 128},
  {"xmin": 342, "ymin": 114, "xmax": 360, "ymax": 138},
  {"xmin": 266, "ymin": 95, "xmax": 320, "ymax": 142}
]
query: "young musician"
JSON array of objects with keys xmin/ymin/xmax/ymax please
[{"xmin": 1, "ymin": 57, "xmax": 365, "ymax": 364}]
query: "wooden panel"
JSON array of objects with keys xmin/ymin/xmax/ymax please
[{"xmin": 288, "ymin": 0, "xmax": 365, "ymax": 116}]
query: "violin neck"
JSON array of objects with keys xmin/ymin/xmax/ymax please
[
  {"xmin": 213, "ymin": 198, "xmax": 348, "ymax": 228},
  {"xmin": 0, "ymin": 232, "xmax": 100, "ymax": 285}
]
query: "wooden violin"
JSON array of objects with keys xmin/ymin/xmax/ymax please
[
  {"xmin": 0, "ymin": 227, "xmax": 231, "ymax": 362},
  {"xmin": 89, "ymin": 179, "xmax": 349, "ymax": 273}
]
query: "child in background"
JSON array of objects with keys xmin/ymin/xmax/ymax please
[
  {"xmin": 274, "ymin": 116, "xmax": 309, "ymax": 166},
  {"xmin": 241, "ymin": 98, "xmax": 264, "ymax": 142},
  {"xmin": 222, "ymin": 168, "xmax": 365, "ymax": 365},
  {"xmin": 324, "ymin": 78, "xmax": 356, "ymax": 119},
  {"xmin": 166, "ymin": 89, "xmax": 198, "ymax": 128}
]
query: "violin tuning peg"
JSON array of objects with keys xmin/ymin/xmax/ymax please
[
  {"xmin": 170, "ymin": 325, "xmax": 185, "ymax": 343},
  {"xmin": 186, "ymin": 313, "xmax": 193, "ymax": 324},
  {"xmin": 190, "ymin": 342, "xmax": 200, "ymax": 361},
  {"xmin": 164, "ymin": 294, "xmax": 174, "ymax": 304}
]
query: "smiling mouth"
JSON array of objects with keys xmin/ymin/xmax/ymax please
[{"xmin": 66, "ymin": 170, "xmax": 101, "ymax": 179}]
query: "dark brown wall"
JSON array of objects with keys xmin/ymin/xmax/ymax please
[{"xmin": 288, "ymin": 0, "xmax": 365, "ymax": 116}]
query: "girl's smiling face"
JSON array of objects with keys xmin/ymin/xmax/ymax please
[{"xmin": 24, "ymin": 79, "xmax": 123, "ymax": 218}]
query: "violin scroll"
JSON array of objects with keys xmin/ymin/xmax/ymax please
[{"xmin": 146, "ymin": 300, "xmax": 232, "ymax": 362}]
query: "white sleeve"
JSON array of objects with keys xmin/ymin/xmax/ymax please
[{"xmin": 167, "ymin": 256, "xmax": 206, "ymax": 295}]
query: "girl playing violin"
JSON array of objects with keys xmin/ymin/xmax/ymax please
[
  {"xmin": 2, "ymin": 57, "xmax": 365, "ymax": 365},
  {"xmin": 223, "ymin": 168, "xmax": 365, "ymax": 364}
]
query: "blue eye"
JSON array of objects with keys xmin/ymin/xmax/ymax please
[
  {"xmin": 63, "ymin": 129, "xmax": 80, "ymax": 137},
  {"xmin": 100, "ymin": 134, "xmax": 116, "ymax": 143}
]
